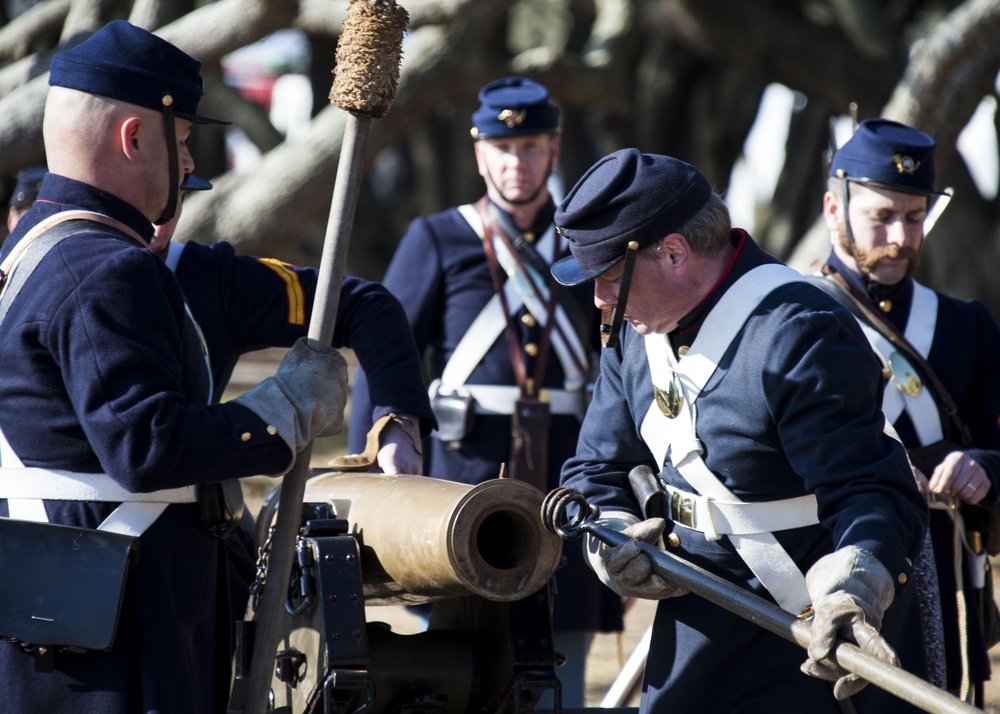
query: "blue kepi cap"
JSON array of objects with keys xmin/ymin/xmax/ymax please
[
  {"xmin": 471, "ymin": 77, "xmax": 559, "ymax": 140},
  {"xmin": 48, "ymin": 20, "xmax": 227, "ymax": 125},
  {"xmin": 830, "ymin": 118, "xmax": 944, "ymax": 195},
  {"xmin": 551, "ymin": 149, "xmax": 712, "ymax": 286},
  {"xmin": 9, "ymin": 166, "xmax": 47, "ymax": 209}
]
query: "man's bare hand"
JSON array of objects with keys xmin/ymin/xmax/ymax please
[
  {"xmin": 376, "ymin": 413, "xmax": 424, "ymax": 475},
  {"xmin": 927, "ymin": 450, "xmax": 990, "ymax": 505}
]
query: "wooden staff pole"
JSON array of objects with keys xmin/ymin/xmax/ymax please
[
  {"xmin": 542, "ymin": 488, "xmax": 980, "ymax": 714},
  {"xmin": 234, "ymin": 3, "xmax": 408, "ymax": 713}
]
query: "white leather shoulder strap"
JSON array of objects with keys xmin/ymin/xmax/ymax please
[
  {"xmin": 639, "ymin": 264, "xmax": 813, "ymax": 613},
  {"xmin": 641, "ymin": 264, "xmax": 803, "ymax": 467},
  {"xmin": 436, "ymin": 205, "xmax": 515, "ymax": 389},
  {"xmin": 860, "ymin": 280, "xmax": 942, "ymax": 446}
]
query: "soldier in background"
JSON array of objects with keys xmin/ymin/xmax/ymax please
[
  {"xmin": 818, "ymin": 118, "xmax": 1000, "ymax": 705},
  {"xmin": 349, "ymin": 77, "xmax": 623, "ymax": 707}
]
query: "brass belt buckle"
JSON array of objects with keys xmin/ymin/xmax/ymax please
[{"xmin": 670, "ymin": 490, "xmax": 697, "ymax": 529}]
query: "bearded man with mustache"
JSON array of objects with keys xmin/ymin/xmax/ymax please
[{"xmin": 819, "ymin": 118, "xmax": 1000, "ymax": 706}]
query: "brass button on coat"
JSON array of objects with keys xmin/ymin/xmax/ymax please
[{"xmin": 666, "ymin": 533, "xmax": 681, "ymax": 548}]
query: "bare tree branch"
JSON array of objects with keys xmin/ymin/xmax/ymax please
[
  {"xmin": 59, "ymin": 0, "xmax": 114, "ymax": 44},
  {"xmin": 0, "ymin": 0, "xmax": 69, "ymax": 63},
  {"xmin": 653, "ymin": 0, "xmax": 905, "ymax": 113},
  {"xmin": 828, "ymin": 0, "xmax": 897, "ymax": 60},
  {"xmin": 157, "ymin": 0, "xmax": 297, "ymax": 64},
  {"xmin": 883, "ymin": 0, "xmax": 1000, "ymax": 173}
]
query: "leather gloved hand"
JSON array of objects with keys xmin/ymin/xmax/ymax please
[
  {"xmin": 800, "ymin": 546, "xmax": 898, "ymax": 700},
  {"xmin": 599, "ymin": 518, "xmax": 689, "ymax": 600},
  {"xmin": 233, "ymin": 337, "xmax": 348, "ymax": 470}
]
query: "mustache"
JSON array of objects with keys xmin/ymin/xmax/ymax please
[{"xmin": 858, "ymin": 244, "xmax": 919, "ymax": 271}]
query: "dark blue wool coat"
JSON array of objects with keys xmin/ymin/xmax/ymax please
[{"xmin": 562, "ymin": 232, "xmax": 930, "ymax": 713}]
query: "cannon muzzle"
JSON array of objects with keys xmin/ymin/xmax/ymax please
[{"xmin": 298, "ymin": 472, "xmax": 562, "ymax": 604}]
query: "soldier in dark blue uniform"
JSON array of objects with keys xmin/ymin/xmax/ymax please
[
  {"xmin": 819, "ymin": 118, "xmax": 1000, "ymax": 705},
  {"xmin": 348, "ymin": 77, "xmax": 623, "ymax": 707},
  {"xmin": 0, "ymin": 22, "xmax": 348, "ymax": 713},
  {"xmin": 552, "ymin": 148, "xmax": 930, "ymax": 712}
]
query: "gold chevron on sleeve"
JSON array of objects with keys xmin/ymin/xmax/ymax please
[{"xmin": 258, "ymin": 258, "xmax": 306, "ymax": 325}]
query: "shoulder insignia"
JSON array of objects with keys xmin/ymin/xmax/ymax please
[{"xmin": 258, "ymin": 258, "xmax": 306, "ymax": 326}]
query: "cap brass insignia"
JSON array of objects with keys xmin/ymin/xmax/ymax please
[
  {"xmin": 654, "ymin": 373, "xmax": 683, "ymax": 419},
  {"xmin": 892, "ymin": 154, "xmax": 920, "ymax": 175},
  {"xmin": 498, "ymin": 108, "xmax": 526, "ymax": 128}
]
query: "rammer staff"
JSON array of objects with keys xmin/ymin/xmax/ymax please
[
  {"xmin": 234, "ymin": 3, "xmax": 408, "ymax": 713},
  {"xmin": 541, "ymin": 487, "xmax": 980, "ymax": 714}
]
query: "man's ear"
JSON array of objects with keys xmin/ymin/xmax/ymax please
[
  {"xmin": 661, "ymin": 233, "xmax": 690, "ymax": 269},
  {"xmin": 822, "ymin": 191, "xmax": 841, "ymax": 232},
  {"xmin": 120, "ymin": 116, "xmax": 142, "ymax": 159}
]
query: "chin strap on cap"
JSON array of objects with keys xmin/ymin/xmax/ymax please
[
  {"xmin": 156, "ymin": 92, "xmax": 180, "ymax": 226},
  {"xmin": 601, "ymin": 241, "xmax": 640, "ymax": 349}
]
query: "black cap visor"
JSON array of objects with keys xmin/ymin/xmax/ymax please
[
  {"xmin": 175, "ymin": 109, "xmax": 230, "ymax": 126},
  {"xmin": 180, "ymin": 173, "xmax": 213, "ymax": 191},
  {"xmin": 551, "ymin": 252, "xmax": 626, "ymax": 287}
]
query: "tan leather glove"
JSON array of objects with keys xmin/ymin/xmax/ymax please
[
  {"xmin": 232, "ymin": 337, "xmax": 348, "ymax": 471},
  {"xmin": 597, "ymin": 518, "xmax": 689, "ymax": 600},
  {"xmin": 800, "ymin": 546, "xmax": 898, "ymax": 700}
]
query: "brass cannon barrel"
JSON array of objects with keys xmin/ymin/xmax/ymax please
[{"xmin": 301, "ymin": 472, "xmax": 562, "ymax": 604}]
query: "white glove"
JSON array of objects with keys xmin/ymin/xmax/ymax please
[
  {"xmin": 233, "ymin": 337, "xmax": 348, "ymax": 469},
  {"xmin": 585, "ymin": 513, "xmax": 689, "ymax": 600},
  {"xmin": 800, "ymin": 546, "xmax": 898, "ymax": 700}
]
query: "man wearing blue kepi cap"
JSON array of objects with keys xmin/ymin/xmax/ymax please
[
  {"xmin": 553, "ymin": 148, "xmax": 931, "ymax": 712},
  {"xmin": 0, "ymin": 21, "xmax": 350, "ymax": 713},
  {"xmin": 818, "ymin": 118, "xmax": 1000, "ymax": 706},
  {"xmin": 349, "ymin": 76, "xmax": 624, "ymax": 708}
]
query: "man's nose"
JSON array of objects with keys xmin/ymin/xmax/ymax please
[
  {"xmin": 886, "ymin": 217, "xmax": 914, "ymax": 247},
  {"xmin": 594, "ymin": 279, "xmax": 618, "ymax": 309}
]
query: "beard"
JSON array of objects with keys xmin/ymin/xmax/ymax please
[{"xmin": 837, "ymin": 224, "xmax": 920, "ymax": 282}]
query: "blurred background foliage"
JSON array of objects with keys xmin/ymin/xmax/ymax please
[{"xmin": 1, "ymin": 0, "xmax": 999, "ymax": 310}]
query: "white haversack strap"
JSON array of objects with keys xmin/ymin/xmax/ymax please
[
  {"xmin": 5, "ymin": 499, "xmax": 172, "ymax": 537},
  {"xmin": 861, "ymin": 280, "xmax": 942, "ymax": 447},
  {"xmin": 0, "ymin": 468, "xmax": 197, "ymax": 536},
  {"xmin": 0, "ymin": 468, "xmax": 198, "ymax": 503}
]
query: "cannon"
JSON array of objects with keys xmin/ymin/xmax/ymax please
[{"xmin": 229, "ymin": 472, "xmax": 566, "ymax": 714}]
